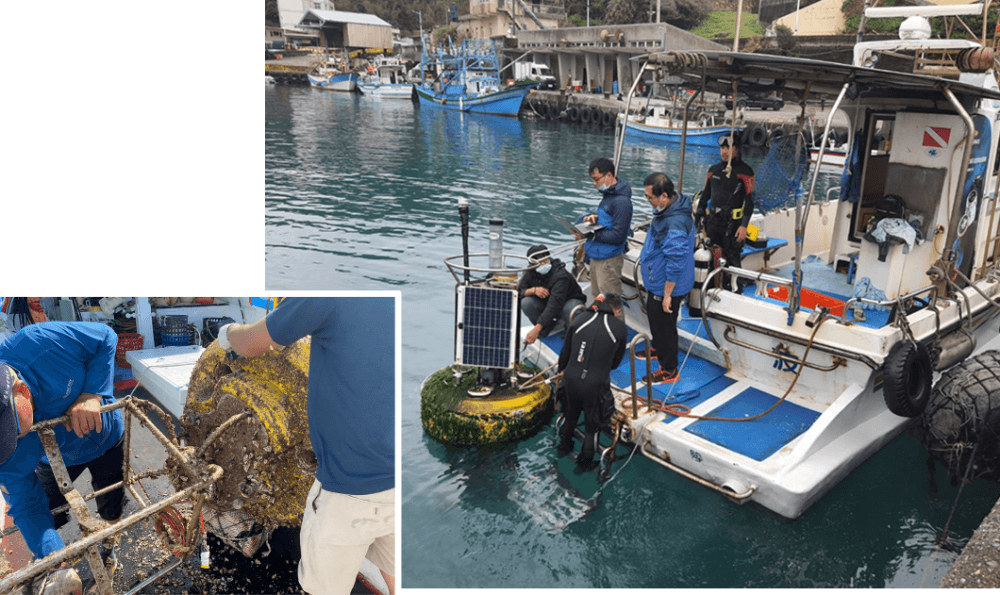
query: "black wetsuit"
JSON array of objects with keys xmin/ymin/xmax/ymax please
[
  {"xmin": 557, "ymin": 300, "xmax": 627, "ymax": 466},
  {"xmin": 696, "ymin": 157, "xmax": 756, "ymax": 274}
]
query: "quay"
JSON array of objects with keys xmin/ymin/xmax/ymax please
[{"xmin": 941, "ymin": 496, "xmax": 1000, "ymax": 588}]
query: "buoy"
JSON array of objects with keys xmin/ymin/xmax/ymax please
[
  {"xmin": 183, "ymin": 340, "xmax": 314, "ymax": 528},
  {"xmin": 748, "ymin": 125, "xmax": 767, "ymax": 147},
  {"xmin": 421, "ymin": 365, "xmax": 553, "ymax": 446},
  {"xmin": 567, "ymin": 105, "xmax": 581, "ymax": 122},
  {"xmin": 689, "ymin": 239, "xmax": 714, "ymax": 317},
  {"xmin": 882, "ymin": 340, "xmax": 932, "ymax": 417},
  {"xmin": 916, "ymin": 350, "xmax": 1000, "ymax": 482}
]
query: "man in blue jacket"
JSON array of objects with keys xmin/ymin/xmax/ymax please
[
  {"xmin": 0, "ymin": 322, "xmax": 125, "ymax": 593},
  {"xmin": 641, "ymin": 173, "xmax": 696, "ymax": 383},
  {"xmin": 219, "ymin": 297, "xmax": 396, "ymax": 595},
  {"xmin": 574, "ymin": 157, "xmax": 633, "ymax": 323}
]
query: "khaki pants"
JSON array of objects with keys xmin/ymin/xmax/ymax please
[
  {"xmin": 298, "ymin": 481, "xmax": 395, "ymax": 594},
  {"xmin": 588, "ymin": 254, "xmax": 625, "ymax": 322}
]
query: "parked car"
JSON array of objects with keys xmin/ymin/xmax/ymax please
[{"xmin": 725, "ymin": 93, "xmax": 784, "ymax": 110}]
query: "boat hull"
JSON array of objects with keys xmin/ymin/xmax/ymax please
[
  {"xmin": 358, "ymin": 82, "xmax": 414, "ymax": 99},
  {"xmin": 621, "ymin": 117, "xmax": 738, "ymax": 147},
  {"xmin": 414, "ymin": 85, "xmax": 533, "ymax": 116},
  {"xmin": 308, "ymin": 72, "xmax": 358, "ymax": 92}
]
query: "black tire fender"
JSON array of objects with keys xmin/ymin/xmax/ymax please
[
  {"xmin": 748, "ymin": 125, "xmax": 767, "ymax": 147},
  {"xmin": 883, "ymin": 341, "xmax": 933, "ymax": 417},
  {"xmin": 581, "ymin": 107, "xmax": 593, "ymax": 124},
  {"xmin": 601, "ymin": 110, "xmax": 615, "ymax": 127},
  {"xmin": 567, "ymin": 105, "xmax": 580, "ymax": 122}
]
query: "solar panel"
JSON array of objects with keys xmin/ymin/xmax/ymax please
[{"xmin": 455, "ymin": 285, "xmax": 518, "ymax": 369}]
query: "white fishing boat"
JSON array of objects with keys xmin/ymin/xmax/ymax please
[
  {"xmin": 307, "ymin": 53, "xmax": 358, "ymax": 92},
  {"xmin": 425, "ymin": 8, "xmax": 1000, "ymax": 521},
  {"xmin": 357, "ymin": 56, "xmax": 414, "ymax": 100}
]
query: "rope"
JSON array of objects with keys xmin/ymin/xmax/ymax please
[{"xmin": 621, "ymin": 315, "xmax": 829, "ymax": 422}]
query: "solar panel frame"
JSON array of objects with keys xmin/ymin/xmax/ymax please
[{"xmin": 455, "ymin": 285, "xmax": 518, "ymax": 369}]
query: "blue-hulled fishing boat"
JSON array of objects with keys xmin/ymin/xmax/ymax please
[
  {"xmin": 618, "ymin": 105, "xmax": 741, "ymax": 147},
  {"xmin": 415, "ymin": 38, "xmax": 536, "ymax": 116}
]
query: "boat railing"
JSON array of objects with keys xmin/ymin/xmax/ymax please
[
  {"xmin": 626, "ymin": 333, "xmax": 655, "ymax": 419},
  {"xmin": 699, "ymin": 264, "xmax": 797, "ymax": 348},
  {"xmin": 840, "ymin": 285, "xmax": 939, "ymax": 327}
]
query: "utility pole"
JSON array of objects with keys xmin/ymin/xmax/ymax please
[
  {"xmin": 412, "ymin": 9, "xmax": 423, "ymax": 44},
  {"xmin": 587, "ymin": 0, "xmax": 590, "ymax": 27}
]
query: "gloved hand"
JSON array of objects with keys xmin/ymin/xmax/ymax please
[
  {"xmin": 217, "ymin": 324, "xmax": 234, "ymax": 351},
  {"xmin": 38, "ymin": 567, "xmax": 82, "ymax": 595}
]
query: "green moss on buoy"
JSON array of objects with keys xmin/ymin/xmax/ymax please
[{"xmin": 420, "ymin": 365, "xmax": 553, "ymax": 446}]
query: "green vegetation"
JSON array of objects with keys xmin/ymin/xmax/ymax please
[{"xmin": 690, "ymin": 10, "xmax": 766, "ymax": 39}]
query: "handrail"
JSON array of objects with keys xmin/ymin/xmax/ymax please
[
  {"xmin": 722, "ymin": 326, "xmax": 843, "ymax": 371},
  {"xmin": 613, "ymin": 59, "xmax": 650, "ymax": 173},
  {"xmin": 840, "ymin": 284, "xmax": 938, "ymax": 324},
  {"xmin": 640, "ymin": 439, "xmax": 755, "ymax": 501},
  {"xmin": 627, "ymin": 333, "xmax": 655, "ymax": 419}
]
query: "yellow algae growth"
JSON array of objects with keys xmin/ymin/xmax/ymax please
[{"xmin": 181, "ymin": 339, "xmax": 314, "ymax": 528}]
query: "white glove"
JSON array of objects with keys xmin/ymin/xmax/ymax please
[
  {"xmin": 217, "ymin": 324, "xmax": 234, "ymax": 351},
  {"xmin": 38, "ymin": 567, "xmax": 82, "ymax": 595}
]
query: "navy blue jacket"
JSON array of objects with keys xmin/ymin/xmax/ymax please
[
  {"xmin": 640, "ymin": 193, "xmax": 696, "ymax": 297},
  {"xmin": 585, "ymin": 179, "xmax": 633, "ymax": 260}
]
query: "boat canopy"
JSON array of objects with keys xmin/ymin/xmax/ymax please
[{"xmin": 636, "ymin": 50, "xmax": 1000, "ymax": 103}]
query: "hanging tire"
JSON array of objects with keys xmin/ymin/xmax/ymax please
[
  {"xmin": 883, "ymin": 341, "xmax": 933, "ymax": 418},
  {"xmin": 581, "ymin": 107, "xmax": 593, "ymax": 124},
  {"xmin": 748, "ymin": 125, "xmax": 767, "ymax": 147},
  {"xmin": 542, "ymin": 102, "xmax": 554, "ymax": 119},
  {"xmin": 567, "ymin": 105, "xmax": 580, "ymax": 122},
  {"xmin": 768, "ymin": 127, "xmax": 785, "ymax": 144},
  {"xmin": 601, "ymin": 110, "xmax": 615, "ymax": 127}
]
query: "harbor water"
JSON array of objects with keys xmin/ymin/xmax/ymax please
[{"xmin": 264, "ymin": 86, "xmax": 1000, "ymax": 589}]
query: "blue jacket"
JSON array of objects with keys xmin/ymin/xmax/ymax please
[
  {"xmin": 0, "ymin": 322, "xmax": 122, "ymax": 559},
  {"xmin": 584, "ymin": 179, "xmax": 633, "ymax": 260},
  {"xmin": 640, "ymin": 192, "xmax": 696, "ymax": 297}
]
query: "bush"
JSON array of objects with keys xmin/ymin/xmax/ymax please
[{"xmin": 690, "ymin": 10, "xmax": 766, "ymax": 39}]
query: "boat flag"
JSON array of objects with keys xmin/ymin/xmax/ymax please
[{"xmin": 923, "ymin": 127, "xmax": 951, "ymax": 148}]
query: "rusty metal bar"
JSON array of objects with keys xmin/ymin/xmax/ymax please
[{"xmin": 627, "ymin": 333, "xmax": 654, "ymax": 419}]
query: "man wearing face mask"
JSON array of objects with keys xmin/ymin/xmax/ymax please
[
  {"xmin": 640, "ymin": 173, "xmax": 695, "ymax": 384},
  {"xmin": 696, "ymin": 132, "xmax": 755, "ymax": 290},
  {"xmin": 519, "ymin": 244, "xmax": 588, "ymax": 345},
  {"xmin": 573, "ymin": 157, "xmax": 633, "ymax": 323}
]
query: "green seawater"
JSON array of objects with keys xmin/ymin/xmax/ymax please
[{"xmin": 265, "ymin": 85, "xmax": 1000, "ymax": 589}]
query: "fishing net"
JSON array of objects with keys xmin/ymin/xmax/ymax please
[
  {"xmin": 914, "ymin": 350, "xmax": 1000, "ymax": 483},
  {"xmin": 753, "ymin": 133, "xmax": 808, "ymax": 214}
]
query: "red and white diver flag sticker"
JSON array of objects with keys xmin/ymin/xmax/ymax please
[{"xmin": 922, "ymin": 127, "xmax": 952, "ymax": 148}]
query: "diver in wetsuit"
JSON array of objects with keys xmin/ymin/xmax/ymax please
[{"xmin": 556, "ymin": 294, "xmax": 627, "ymax": 470}]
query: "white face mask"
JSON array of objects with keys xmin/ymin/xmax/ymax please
[
  {"xmin": 598, "ymin": 183, "xmax": 610, "ymax": 192},
  {"xmin": 537, "ymin": 263, "xmax": 552, "ymax": 275}
]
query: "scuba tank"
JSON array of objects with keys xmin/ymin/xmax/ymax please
[{"xmin": 689, "ymin": 234, "xmax": 714, "ymax": 317}]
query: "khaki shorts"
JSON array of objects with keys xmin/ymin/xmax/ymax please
[{"xmin": 298, "ymin": 480, "xmax": 395, "ymax": 594}]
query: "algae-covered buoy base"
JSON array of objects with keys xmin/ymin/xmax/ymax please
[{"xmin": 421, "ymin": 365, "xmax": 553, "ymax": 446}]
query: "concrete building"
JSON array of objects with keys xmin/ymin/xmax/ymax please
[
  {"xmin": 459, "ymin": 0, "xmax": 566, "ymax": 39},
  {"xmin": 276, "ymin": 0, "xmax": 336, "ymax": 45},
  {"xmin": 297, "ymin": 9, "xmax": 394, "ymax": 50},
  {"xmin": 517, "ymin": 23, "xmax": 726, "ymax": 94}
]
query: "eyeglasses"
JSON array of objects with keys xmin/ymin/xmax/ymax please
[{"xmin": 590, "ymin": 171, "xmax": 607, "ymax": 183}]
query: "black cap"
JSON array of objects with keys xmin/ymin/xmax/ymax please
[
  {"xmin": 0, "ymin": 365, "xmax": 19, "ymax": 466},
  {"xmin": 527, "ymin": 244, "xmax": 549, "ymax": 263}
]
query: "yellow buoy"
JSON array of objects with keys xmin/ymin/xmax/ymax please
[{"xmin": 420, "ymin": 365, "xmax": 552, "ymax": 446}]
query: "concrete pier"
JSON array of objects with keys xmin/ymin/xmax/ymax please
[{"xmin": 940, "ymin": 495, "xmax": 1000, "ymax": 588}]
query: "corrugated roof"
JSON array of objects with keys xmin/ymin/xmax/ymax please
[{"xmin": 299, "ymin": 9, "xmax": 392, "ymax": 28}]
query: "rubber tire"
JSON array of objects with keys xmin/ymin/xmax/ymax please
[
  {"xmin": 748, "ymin": 125, "xmax": 767, "ymax": 147},
  {"xmin": 601, "ymin": 110, "xmax": 615, "ymax": 127},
  {"xmin": 541, "ymin": 102, "xmax": 553, "ymax": 119},
  {"xmin": 883, "ymin": 341, "xmax": 933, "ymax": 418},
  {"xmin": 768, "ymin": 127, "xmax": 785, "ymax": 145},
  {"xmin": 737, "ymin": 100, "xmax": 748, "ymax": 110},
  {"xmin": 567, "ymin": 105, "xmax": 580, "ymax": 122},
  {"xmin": 581, "ymin": 107, "xmax": 593, "ymax": 124}
]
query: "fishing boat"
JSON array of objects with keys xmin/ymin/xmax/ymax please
[
  {"xmin": 357, "ymin": 56, "xmax": 414, "ymax": 99},
  {"xmin": 430, "ymin": 9, "xmax": 1000, "ymax": 521},
  {"xmin": 414, "ymin": 38, "xmax": 537, "ymax": 116},
  {"xmin": 808, "ymin": 145, "xmax": 848, "ymax": 167},
  {"xmin": 0, "ymin": 297, "xmax": 390, "ymax": 594},
  {"xmin": 618, "ymin": 105, "xmax": 741, "ymax": 147},
  {"xmin": 307, "ymin": 53, "xmax": 359, "ymax": 92}
]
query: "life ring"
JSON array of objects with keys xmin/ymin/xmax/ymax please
[
  {"xmin": 420, "ymin": 365, "xmax": 553, "ymax": 445},
  {"xmin": 747, "ymin": 125, "xmax": 767, "ymax": 147},
  {"xmin": 580, "ymin": 107, "xmax": 593, "ymax": 124},
  {"xmin": 601, "ymin": 110, "xmax": 615, "ymax": 127},
  {"xmin": 567, "ymin": 105, "xmax": 581, "ymax": 122},
  {"xmin": 883, "ymin": 341, "xmax": 932, "ymax": 417}
]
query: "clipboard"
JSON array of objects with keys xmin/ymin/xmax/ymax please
[{"xmin": 553, "ymin": 214, "xmax": 604, "ymax": 237}]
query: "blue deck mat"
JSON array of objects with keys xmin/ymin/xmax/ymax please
[
  {"xmin": 641, "ymin": 373, "xmax": 737, "ymax": 425},
  {"xmin": 683, "ymin": 386, "xmax": 821, "ymax": 461}
]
